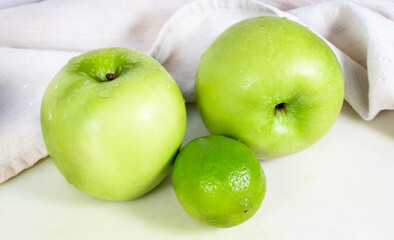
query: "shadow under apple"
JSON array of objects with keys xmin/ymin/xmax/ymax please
[
  {"xmin": 125, "ymin": 172, "xmax": 214, "ymax": 232},
  {"xmin": 123, "ymin": 102, "xmax": 213, "ymax": 232}
]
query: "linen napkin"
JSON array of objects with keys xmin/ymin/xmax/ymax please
[{"xmin": 0, "ymin": 0, "xmax": 393, "ymax": 183}]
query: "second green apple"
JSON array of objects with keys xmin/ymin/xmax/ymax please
[{"xmin": 195, "ymin": 16, "xmax": 344, "ymax": 159}]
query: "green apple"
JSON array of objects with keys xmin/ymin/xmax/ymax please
[
  {"xmin": 41, "ymin": 48, "xmax": 186, "ymax": 200},
  {"xmin": 195, "ymin": 16, "xmax": 344, "ymax": 159}
]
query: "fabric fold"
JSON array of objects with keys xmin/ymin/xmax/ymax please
[{"xmin": 1, "ymin": 0, "xmax": 393, "ymax": 183}]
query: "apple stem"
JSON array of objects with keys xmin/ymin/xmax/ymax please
[{"xmin": 106, "ymin": 73, "xmax": 115, "ymax": 80}]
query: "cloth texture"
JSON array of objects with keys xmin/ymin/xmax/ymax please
[{"xmin": 0, "ymin": 0, "xmax": 393, "ymax": 183}]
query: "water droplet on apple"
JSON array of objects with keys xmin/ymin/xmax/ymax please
[
  {"xmin": 256, "ymin": 126, "xmax": 262, "ymax": 133},
  {"xmin": 54, "ymin": 84, "xmax": 58, "ymax": 89},
  {"xmin": 49, "ymin": 111, "xmax": 52, "ymax": 120},
  {"xmin": 243, "ymin": 80, "xmax": 249, "ymax": 87},
  {"xmin": 98, "ymin": 90, "xmax": 110, "ymax": 98},
  {"xmin": 167, "ymin": 82, "xmax": 171, "ymax": 88}
]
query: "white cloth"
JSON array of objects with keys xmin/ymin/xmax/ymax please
[{"xmin": 0, "ymin": 0, "xmax": 393, "ymax": 183}]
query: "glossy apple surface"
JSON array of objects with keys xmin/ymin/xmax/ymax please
[
  {"xmin": 41, "ymin": 48, "xmax": 186, "ymax": 200},
  {"xmin": 195, "ymin": 16, "xmax": 344, "ymax": 159}
]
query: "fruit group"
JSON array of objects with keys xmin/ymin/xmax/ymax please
[
  {"xmin": 195, "ymin": 16, "xmax": 344, "ymax": 159},
  {"xmin": 172, "ymin": 135, "xmax": 266, "ymax": 228},
  {"xmin": 41, "ymin": 48, "xmax": 186, "ymax": 201}
]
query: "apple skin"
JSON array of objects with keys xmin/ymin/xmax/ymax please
[
  {"xmin": 195, "ymin": 16, "xmax": 344, "ymax": 159},
  {"xmin": 41, "ymin": 48, "xmax": 186, "ymax": 200}
]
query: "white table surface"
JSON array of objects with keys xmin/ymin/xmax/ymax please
[{"xmin": 1, "ymin": 102, "xmax": 393, "ymax": 240}]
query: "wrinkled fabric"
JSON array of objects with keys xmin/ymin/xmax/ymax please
[{"xmin": 1, "ymin": 0, "xmax": 393, "ymax": 183}]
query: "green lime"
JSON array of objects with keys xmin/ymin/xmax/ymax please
[{"xmin": 172, "ymin": 135, "xmax": 266, "ymax": 228}]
